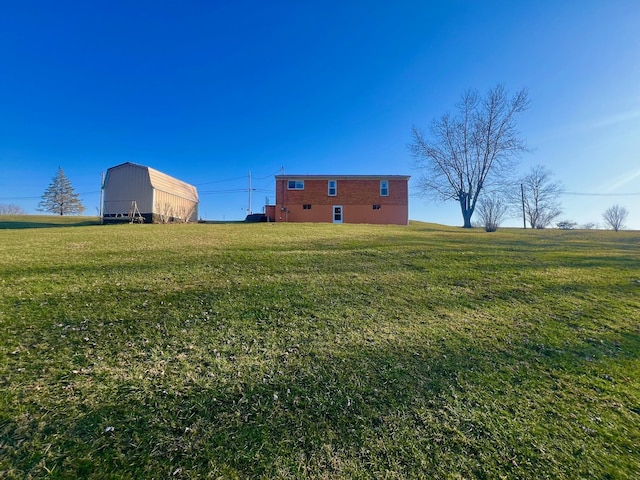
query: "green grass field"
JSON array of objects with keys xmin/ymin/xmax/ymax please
[{"xmin": 1, "ymin": 217, "xmax": 639, "ymax": 478}]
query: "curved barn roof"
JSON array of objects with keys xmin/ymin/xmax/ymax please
[
  {"xmin": 107, "ymin": 162, "xmax": 198, "ymax": 202},
  {"xmin": 147, "ymin": 166, "xmax": 198, "ymax": 202}
]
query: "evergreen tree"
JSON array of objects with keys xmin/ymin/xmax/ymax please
[{"xmin": 38, "ymin": 167, "xmax": 86, "ymax": 215}]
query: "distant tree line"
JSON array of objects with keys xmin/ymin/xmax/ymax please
[{"xmin": 0, "ymin": 204, "xmax": 26, "ymax": 215}]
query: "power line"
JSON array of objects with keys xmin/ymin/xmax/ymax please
[
  {"xmin": 199, "ymin": 187, "xmax": 275, "ymax": 195},
  {"xmin": 252, "ymin": 168, "xmax": 283, "ymax": 180},
  {"xmin": 199, "ymin": 189, "xmax": 248, "ymax": 195},
  {"xmin": 0, "ymin": 195, "xmax": 41, "ymax": 200},
  {"xmin": 0, "ymin": 190, "xmax": 101, "ymax": 200},
  {"xmin": 1, "ymin": 169, "xmax": 281, "ymax": 201},
  {"xmin": 194, "ymin": 175, "xmax": 247, "ymax": 186},
  {"xmin": 563, "ymin": 191, "xmax": 640, "ymax": 196},
  {"xmin": 193, "ymin": 168, "xmax": 282, "ymax": 187}
]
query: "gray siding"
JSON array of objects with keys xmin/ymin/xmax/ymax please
[{"xmin": 103, "ymin": 164, "xmax": 154, "ymax": 216}]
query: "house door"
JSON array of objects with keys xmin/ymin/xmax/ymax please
[{"xmin": 333, "ymin": 205, "xmax": 343, "ymax": 224}]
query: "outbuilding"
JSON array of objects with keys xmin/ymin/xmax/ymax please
[{"xmin": 102, "ymin": 162, "xmax": 198, "ymax": 223}]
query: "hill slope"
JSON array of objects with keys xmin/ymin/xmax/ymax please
[{"xmin": 1, "ymin": 222, "xmax": 638, "ymax": 478}]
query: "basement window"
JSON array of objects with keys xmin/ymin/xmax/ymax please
[
  {"xmin": 288, "ymin": 180, "xmax": 304, "ymax": 190},
  {"xmin": 373, "ymin": 205, "xmax": 381, "ymax": 210},
  {"xmin": 380, "ymin": 180, "xmax": 389, "ymax": 196},
  {"xmin": 303, "ymin": 204, "xmax": 312, "ymax": 210}
]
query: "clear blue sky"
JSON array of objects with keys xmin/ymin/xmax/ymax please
[{"xmin": 1, "ymin": 1, "xmax": 639, "ymax": 228}]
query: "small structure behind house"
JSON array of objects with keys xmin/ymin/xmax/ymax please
[
  {"xmin": 102, "ymin": 162, "xmax": 199, "ymax": 223},
  {"xmin": 266, "ymin": 174, "xmax": 410, "ymax": 225}
]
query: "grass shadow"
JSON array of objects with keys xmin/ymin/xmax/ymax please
[
  {"xmin": 0, "ymin": 216, "xmax": 101, "ymax": 229},
  {"xmin": 4, "ymin": 326, "xmax": 637, "ymax": 478}
]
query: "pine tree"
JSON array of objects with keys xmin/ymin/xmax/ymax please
[{"xmin": 38, "ymin": 167, "xmax": 86, "ymax": 215}]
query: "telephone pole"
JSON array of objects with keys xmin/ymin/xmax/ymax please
[
  {"xmin": 99, "ymin": 171, "xmax": 104, "ymax": 224},
  {"xmin": 521, "ymin": 183, "xmax": 526, "ymax": 229},
  {"xmin": 248, "ymin": 171, "xmax": 252, "ymax": 215}
]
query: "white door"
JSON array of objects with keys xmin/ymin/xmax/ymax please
[{"xmin": 333, "ymin": 205, "xmax": 343, "ymax": 224}]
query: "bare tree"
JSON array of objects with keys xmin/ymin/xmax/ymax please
[
  {"xmin": 155, "ymin": 202, "xmax": 174, "ymax": 224},
  {"xmin": 38, "ymin": 167, "xmax": 86, "ymax": 215},
  {"xmin": 602, "ymin": 204, "xmax": 628, "ymax": 231},
  {"xmin": 410, "ymin": 84, "xmax": 529, "ymax": 228},
  {"xmin": 0, "ymin": 203, "xmax": 26, "ymax": 215},
  {"xmin": 174, "ymin": 204, "xmax": 196, "ymax": 223},
  {"xmin": 519, "ymin": 165, "xmax": 563, "ymax": 229},
  {"xmin": 476, "ymin": 194, "xmax": 508, "ymax": 232}
]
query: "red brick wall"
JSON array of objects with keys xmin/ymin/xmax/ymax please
[
  {"xmin": 265, "ymin": 205, "xmax": 276, "ymax": 221},
  {"xmin": 274, "ymin": 178, "xmax": 409, "ymax": 225}
]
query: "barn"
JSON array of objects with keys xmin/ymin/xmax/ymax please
[{"xmin": 102, "ymin": 162, "xmax": 199, "ymax": 223}]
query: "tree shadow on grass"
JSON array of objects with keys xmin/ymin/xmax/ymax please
[
  {"xmin": 3, "ymin": 326, "xmax": 638, "ymax": 479},
  {"xmin": 0, "ymin": 217, "xmax": 101, "ymax": 229},
  {"xmin": 3, "ymin": 231, "xmax": 639, "ymax": 477}
]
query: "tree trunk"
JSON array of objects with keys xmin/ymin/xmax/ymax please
[
  {"xmin": 462, "ymin": 210, "xmax": 473, "ymax": 228},
  {"xmin": 460, "ymin": 193, "xmax": 473, "ymax": 228}
]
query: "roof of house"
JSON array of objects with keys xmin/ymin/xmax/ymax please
[{"xmin": 275, "ymin": 174, "xmax": 410, "ymax": 181}]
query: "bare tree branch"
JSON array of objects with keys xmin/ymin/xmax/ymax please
[
  {"xmin": 0, "ymin": 203, "xmax": 26, "ymax": 215},
  {"xmin": 410, "ymin": 84, "xmax": 529, "ymax": 227},
  {"xmin": 476, "ymin": 194, "xmax": 508, "ymax": 232},
  {"xmin": 38, "ymin": 167, "xmax": 86, "ymax": 216},
  {"xmin": 602, "ymin": 204, "xmax": 628, "ymax": 231},
  {"xmin": 518, "ymin": 165, "xmax": 564, "ymax": 229}
]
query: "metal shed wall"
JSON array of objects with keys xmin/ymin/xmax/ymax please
[
  {"xmin": 103, "ymin": 163, "xmax": 154, "ymax": 218},
  {"xmin": 153, "ymin": 190, "xmax": 199, "ymax": 222},
  {"xmin": 148, "ymin": 167, "xmax": 199, "ymax": 222}
]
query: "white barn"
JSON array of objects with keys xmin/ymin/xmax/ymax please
[{"xmin": 103, "ymin": 162, "xmax": 199, "ymax": 223}]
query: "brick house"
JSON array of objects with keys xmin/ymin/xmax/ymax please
[{"xmin": 266, "ymin": 174, "xmax": 410, "ymax": 225}]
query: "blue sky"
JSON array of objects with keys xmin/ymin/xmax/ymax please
[{"xmin": 1, "ymin": 1, "xmax": 639, "ymax": 228}]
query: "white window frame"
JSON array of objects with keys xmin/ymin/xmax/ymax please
[
  {"xmin": 328, "ymin": 180, "xmax": 337, "ymax": 196},
  {"xmin": 333, "ymin": 205, "xmax": 343, "ymax": 224},
  {"xmin": 380, "ymin": 180, "xmax": 389, "ymax": 196},
  {"xmin": 287, "ymin": 180, "xmax": 304, "ymax": 190}
]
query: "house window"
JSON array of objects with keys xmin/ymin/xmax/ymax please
[
  {"xmin": 303, "ymin": 204, "xmax": 312, "ymax": 210},
  {"xmin": 288, "ymin": 180, "xmax": 304, "ymax": 190},
  {"xmin": 373, "ymin": 205, "xmax": 381, "ymax": 210},
  {"xmin": 380, "ymin": 180, "xmax": 389, "ymax": 196},
  {"xmin": 328, "ymin": 180, "xmax": 337, "ymax": 196}
]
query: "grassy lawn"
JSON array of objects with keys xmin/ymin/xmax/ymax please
[{"xmin": 1, "ymin": 218, "xmax": 639, "ymax": 478}]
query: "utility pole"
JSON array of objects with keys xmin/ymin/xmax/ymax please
[
  {"xmin": 521, "ymin": 183, "xmax": 526, "ymax": 229},
  {"xmin": 248, "ymin": 171, "xmax": 252, "ymax": 215},
  {"xmin": 99, "ymin": 171, "xmax": 104, "ymax": 224}
]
